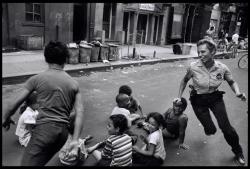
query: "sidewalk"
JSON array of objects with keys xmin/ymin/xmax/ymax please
[{"xmin": 2, "ymin": 44, "xmax": 198, "ymax": 84}]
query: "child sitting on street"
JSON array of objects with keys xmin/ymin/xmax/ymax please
[
  {"xmin": 162, "ymin": 98, "xmax": 189, "ymax": 150},
  {"xmin": 111, "ymin": 93, "xmax": 141, "ymax": 126},
  {"xmin": 86, "ymin": 114, "xmax": 133, "ymax": 166},
  {"xmin": 15, "ymin": 91, "xmax": 39, "ymax": 147},
  {"xmin": 119, "ymin": 85, "xmax": 143, "ymax": 117},
  {"xmin": 132, "ymin": 112, "xmax": 166, "ymax": 166},
  {"xmin": 58, "ymin": 112, "xmax": 93, "ymax": 166},
  {"xmin": 112, "ymin": 93, "xmax": 141, "ymax": 144}
]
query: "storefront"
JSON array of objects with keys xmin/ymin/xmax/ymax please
[{"xmin": 122, "ymin": 3, "xmax": 170, "ymax": 45}]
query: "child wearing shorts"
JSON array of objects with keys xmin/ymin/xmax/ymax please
[
  {"xmin": 132, "ymin": 112, "xmax": 166, "ymax": 166},
  {"xmin": 86, "ymin": 114, "xmax": 133, "ymax": 166},
  {"xmin": 15, "ymin": 92, "xmax": 39, "ymax": 147}
]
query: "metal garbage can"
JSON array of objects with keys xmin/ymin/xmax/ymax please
[
  {"xmin": 173, "ymin": 43, "xmax": 182, "ymax": 54},
  {"xmin": 67, "ymin": 43, "xmax": 79, "ymax": 64},
  {"xmin": 99, "ymin": 44, "xmax": 109, "ymax": 61},
  {"xmin": 79, "ymin": 44, "xmax": 92, "ymax": 63},
  {"xmin": 90, "ymin": 45, "xmax": 100, "ymax": 62},
  {"xmin": 108, "ymin": 44, "xmax": 119, "ymax": 61},
  {"xmin": 182, "ymin": 43, "xmax": 192, "ymax": 55}
]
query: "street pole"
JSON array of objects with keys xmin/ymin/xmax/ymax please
[
  {"xmin": 139, "ymin": 30, "xmax": 143, "ymax": 58},
  {"xmin": 127, "ymin": 29, "xmax": 129, "ymax": 57},
  {"xmin": 133, "ymin": 10, "xmax": 139, "ymax": 59}
]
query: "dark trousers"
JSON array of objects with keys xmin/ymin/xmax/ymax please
[
  {"xmin": 21, "ymin": 121, "xmax": 69, "ymax": 166},
  {"xmin": 132, "ymin": 151, "xmax": 163, "ymax": 166},
  {"xmin": 190, "ymin": 91, "xmax": 243, "ymax": 156}
]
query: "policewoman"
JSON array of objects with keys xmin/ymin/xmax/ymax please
[{"xmin": 176, "ymin": 38, "xmax": 247, "ymax": 165}]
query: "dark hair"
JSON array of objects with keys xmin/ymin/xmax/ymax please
[
  {"xmin": 109, "ymin": 114, "xmax": 128, "ymax": 134},
  {"xmin": 44, "ymin": 41, "xmax": 69, "ymax": 65},
  {"xmin": 180, "ymin": 97, "xmax": 187, "ymax": 110},
  {"xmin": 173, "ymin": 97, "xmax": 188, "ymax": 111},
  {"xmin": 119, "ymin": 85, "xmax": 132, "ymax": 96},
  {"xmin": 197, "ymin": 38, "xmax": 217, "ymax": 53},
  {"xmin": 116, "ymin": 93, "xmax": 129, "ymax": 105},
  {"xmin": 146, "ymin": 112, "xmax": 165, "ymax": 128},
  {"xmin": 19, "ymin": 91, "xmax": 37, "ymax": 114}
]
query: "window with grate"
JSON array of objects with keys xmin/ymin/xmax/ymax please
[{"xmin": 25, "ymin": 3, "xmax": 43, "ymax": 22}]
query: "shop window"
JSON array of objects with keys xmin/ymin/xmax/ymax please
[{"xmin": 25, "ymin": 3, "xmax": 43, "ymax": 23}]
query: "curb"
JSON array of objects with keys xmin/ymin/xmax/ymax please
[{"xmin": 3, "ymin": 56, "xmax": 198, "ymax": 85}]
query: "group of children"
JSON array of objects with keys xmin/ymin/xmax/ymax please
[{"xmin": 15, "ymin": 85, "xmax": 189, "ymax": 166}]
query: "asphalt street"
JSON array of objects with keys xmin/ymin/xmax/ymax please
[{"xmin": 2, "ymin": 57, "xmax": 248, "ymax": 166}]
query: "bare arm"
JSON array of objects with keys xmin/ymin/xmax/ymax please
[
  {"xmin": 133, "ymin": 143, "xmax": 156, "ymax": 157},
  {"xmin": 67, "ymin": 90, "xmax": 85, "ymax": 155},
  {"xmin": 178, "ymin": 73, "xmax": 191, "ymax": 98},
  {"xmin": 178, "ymin": 115, "xmax": 188, "ymax": 145},
  {"xmin": 224, "ymin": 66, "xmax": 247, "ymax": 101},
  {"xmin": 72, "ymin": 91, "xmax": 84, "ymax": 141},
  {"xmin": 228, "ymin": 81, "xmax": 247, "ymax": 101},
  {"xmin": 2, "ymin": 87, "xmax": 31, "ymax": 130}
]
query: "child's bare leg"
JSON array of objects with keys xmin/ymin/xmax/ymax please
[{"xmin": 92, "ymin": 150, "xmax": 102, "ymax": 161}]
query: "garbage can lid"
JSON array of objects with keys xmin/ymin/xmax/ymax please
[
  {"xmin": 183, "ymin": 43, "xmax": 193, "ymax": 46},
  {"xmin": 100, "ymin": 44, "xmax": 109, "ymax": 47},
  {"xmin": 79, "ymin": 44, "xmax": 92, "ymax": 48},
  {"xmin": 107, "ymin": 43, "xmax": 119, "ymax": 47},
  {"xmin": 67, "ymin": 43, "xmax": 78, "ymax": 48}
]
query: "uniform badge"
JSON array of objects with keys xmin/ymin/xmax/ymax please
[{"xmin": 216, "ymin": 73, "xmax": 222, "ymax": 80}]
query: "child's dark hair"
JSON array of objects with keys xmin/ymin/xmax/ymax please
[
  {"xmin": 116, "ymin": 93, "xmax": 129, "ymax": 106},
  {"xmin": 180, "ymin": 97, "xmax": 187, "ymax": 111},
  {"xmin": 174, "ymin": 97, "xmax": 188, "ymax": 111},
  {"xmin": 44, "ymin": 41, "xmax": 69, "ymax": 65},
  {"xmin": 146, "ymin": 112, "xmax": 165, "ymax": 128},
  {"xmin": 119, "ymin": 85, "xmax": 132, "ymax": 96},
  {"xmin": 19, "ymin": 91, "xmax": 37, "ymax": 114},
  {"xmin": 109, "ymin": 114, "xmax": 128, "ymax": 134}
]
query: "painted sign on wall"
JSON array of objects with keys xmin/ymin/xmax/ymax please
[{"xmin": 139, "ymin": 4, "xmax": 155, "ymax": 11}]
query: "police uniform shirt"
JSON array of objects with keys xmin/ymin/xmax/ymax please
[{"xmin": 185, "ymin": 60, "xmax": 233, "ymax": 94}]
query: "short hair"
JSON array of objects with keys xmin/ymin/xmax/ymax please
[
  {"xmin": 44, "ymin": 41, "xmax": 69, "ymax": 65},
  {"xmin": 173, "ymin": 97, "xmax": 188, "ymax": 111},
  {"xmin": 119, "ymin": 85, "xmax": 132, "ymax": 96},
  {"xmin": 197, "ymin": 38, "xmax": 217, "ymax": 53},
  {"xmin": 146, "ymin": 112, "xmax": 165, "ymax": 128},
  {"xmin": 116, "ymin": 93, "xmax": 129, "ymax": 105},
  {"xmin": 109, "ymin": 114, "xmax": 128, "ymax": 134}
]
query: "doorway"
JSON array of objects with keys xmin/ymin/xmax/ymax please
[
  {"xmin": 123, "ymin": 12, "xmax": 129, "ymax": 44},
  {"xmin": 137, "ymin": 14, "xmax": 147, "ymax": 44},
  {"xmin": 73, "ymin": 3, "xmax": 87, "ymax": 43}
]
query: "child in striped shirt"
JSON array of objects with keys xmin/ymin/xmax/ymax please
[{"xmin": 87, "ymin": 114, "xmax": 133, "ymax": 166}]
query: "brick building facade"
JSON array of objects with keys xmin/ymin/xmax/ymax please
[{"xmin": 2, "ymin": 3, "xmax": 248, "ymax": 49}]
